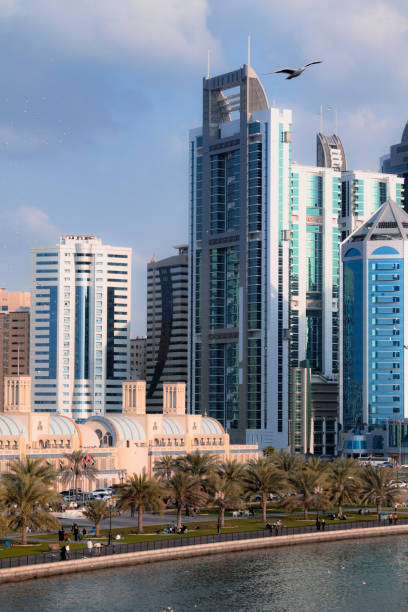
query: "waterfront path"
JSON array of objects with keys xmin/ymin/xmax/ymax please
[{"xmin": 1, "ymin": 518, "xmax": 408, "ymax": 584}]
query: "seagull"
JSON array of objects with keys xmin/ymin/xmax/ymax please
[{"xmin": 264, "ymin": 61, "xmax": 322, "ymax": 80}]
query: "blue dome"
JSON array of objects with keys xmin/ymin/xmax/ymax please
[{"xmin": 372, "ymin": 246, "xmax": 399, "ymax": 255}]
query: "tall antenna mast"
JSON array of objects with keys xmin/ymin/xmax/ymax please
[
  {"xmin": 247, "ymin": 34, "xmax": 251, "ymax": 65},
  {"xmin": 319, "ymin": 104, "xmax": 323, "ymax": 133},
  {"xmin": 207, "ymin": 49, "xmax": 210, "ymax": 79}
]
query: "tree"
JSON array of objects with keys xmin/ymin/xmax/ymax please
[
  {"xmin": 286, "ymin": 468, "xmax": 327, "ymax": 520},
  {"xmin": 242, "ymin": 458, "xmax": 286, "ymax": 522},
  {"xmin": 7, "ymin": 457, "xmax": 57, "ymax": 486},
  {"xmin": 176, "ymin": 451, "xmax": 217, "ymax": 490},
  {"xmin": 60, "ymin": 451, "xmax": 99, "ymax": 498},
  {"xmin": 262, "ymin": 446, "xmax": 276, "ymax": 458},
  {"xmin": 82, "ymin": 499, "xmax": 112, "ymax": 536},
  {"xmin": 327, "ymin": 458, "xmax": 360, "ymax": 516},
  {"xmin": 0, "ymin": 472, "xmax": 61, "ymax": 544},
  {"xmin": 305, "ymin": 457, "xmax": 329, "ymax": 475},
  {"xmin": 217, "ymin": 459, "xmax": 245, "ymax": 484},
  {"xmin": 211, "ymin": 475, "xmax": 242, "ymax": 527},
  {"xmin": 154, "ymin": 456, "xmax": 176, "ymax": 482},
  {"xmin": 117, "ymin": 474, "xmax": 164, "ymax": 534},
  {"xmin": 359, "ymin": 466, "xmax": 400, "ymax": 515},
  {"xmin": 271, "ymin": 449, "xmax": 303, "ymax": 473},
  {"xmin": 166, "ymin": 471, "xmax": 207, "ymax": 529}
]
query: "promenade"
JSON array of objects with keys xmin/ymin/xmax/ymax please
[{"xmin": 0, "ymin": 518, "xmax": 407, "ymax": 584}]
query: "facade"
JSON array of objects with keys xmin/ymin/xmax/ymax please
[
  {"xmin": 290, "ymin": 362, "xmax": 338, "ymax": 456},
  {"xmin": 0, "ymin": 310, "xmax": 30, "ymax": 412},
  {"xmin": 146, "ymin": 246, "xmax": 188, "ymax": 412},
  {"xmin": 339, "ymin": 170, "xmax": 404, "ymax": 241},
  {"xmin": 340, "ymin": 200, "xmax": 408, "ymax": 432},
  {"xmin": 188, "ymin": 64, "xmax": 292, "ymax": 449},
  {"xmin": 316, "ymin": 133, "xmax": 347, "ymax": 172},
  {"xmin": 0, "ymin": 288, "xmax": 30, "ymax": 313},
  {"xmin": 381, "ymin": 121, "xmax": 408, "ymax": 214},
  {"xmin": 130, "ymin": 337, "xmax": 146, "ymax": 380},
  {"xmin": 30, "ymin": 235, "xmax": 131, "ymax": 418},
  {"xmin": 0, "ymin": 376, "xmax": 259, "ymax": 487},
  {"xmin": 290, "ymin": 164, "xmax": 341, "ymax": 378}
]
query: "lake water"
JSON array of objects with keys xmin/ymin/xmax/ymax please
[{"xmin": 3, "ymin": 536, "xmax": 408, "ymax": 611}]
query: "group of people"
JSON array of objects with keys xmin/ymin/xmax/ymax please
[
  {"xmin": 388, "ymin": 512, "xmax": 399, "ymax": 525},
  {"xmin": 58, "ymin": 524, "xmax": 89, "ymax": 543},
  {"xmin": 315, "ymin": 516, "xmax": 326, "ymax": 531},
  {"xmin": 265, "ymin": 520, "xmax": 283, "ymax": 536},
  {"xmin": 157, "ymin": 523, "xmax": 188, "ymax": 535}
]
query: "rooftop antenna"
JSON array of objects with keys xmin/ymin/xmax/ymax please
[
  {"xmin": 247, "ymin": 34, "xmax": 251, "ymax": 65},
  {"xmin": 207, "ymin": 49, "xmax": 210, "ymax": 79},
  {"xmin": 319, "ymin": 104, "xmax": 323, "ymax": 133}
]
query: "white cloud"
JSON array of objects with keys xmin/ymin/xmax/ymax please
[
  {"xmin": 256, "ymin": 0, "xmax": 408, "ymax": 79},
  {"xmin": 6, "ymin": 205, "xmax": 60, "ymax": 243},
  {"xmin": 0, "ymin": 0, "xmax": 220, "ymax": 69}
]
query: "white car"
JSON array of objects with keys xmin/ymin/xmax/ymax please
[{"xmin": 92, "ymin": 488, "xmax": 112, "ymax": 497}]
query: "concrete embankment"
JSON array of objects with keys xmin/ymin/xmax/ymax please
[{"xmin": 1, "ymin": 524, "xmax": 408, "ymax": 584}]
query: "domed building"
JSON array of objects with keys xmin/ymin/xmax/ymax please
[{"xmin": 0, "ymin": 377, "xmax": 259, "ymax": 489}]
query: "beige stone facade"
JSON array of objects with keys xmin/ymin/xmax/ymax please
[{"xmin": 0, "ymin": 378, "xmax": 259, "ymax": 489}]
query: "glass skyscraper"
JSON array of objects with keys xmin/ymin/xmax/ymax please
[
  {"xmin": 381, "ymin": 121, "xmax": 408, "ymax": 214},
  {"xmin": 30, "ymin": 235, "xmax": 131, "ymax": 418},
  {"xmin": 290, "ymin": 164, "xmax": 341, "ymax": 378},
  {"xmin": 188, "ymin": 64, "xmax": 292, "ymax": 448},
  {"xmin": 341, "ymin": 200, "xmax": 408, "ymax": 430}
]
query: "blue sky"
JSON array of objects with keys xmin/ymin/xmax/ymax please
[{"xmin": 1, "ymin": 0, "xmax": 408, "ymax": 335}]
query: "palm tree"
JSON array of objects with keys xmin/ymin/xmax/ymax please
[
  {"xmin": 8, "ymin": 457, "xmax": 57, "ymax": 486},
  {"xmin": 327, "ymin": 458, "xmax": 360, "ymax": 516},
  {"xmin": 117, "ymin": 474, "xmax": 164, "ymax": 533},
  {"xmin": 211, "ymin": 475, "xmax": 242, "ymax": 527},
  {"xmin": 154, "ymin": 456, "xmax": 176, "ymax": 481},
  {"xmin": 286, "ymin": 468, "xmax": 327, "ymax": 520},
  {"xmin": 359, "ymin": 466, "xmax": 400, "ymax": 515},
  {"xmin": 242, "ymin": 458, "xmax": 286, "ymax": 522},
  {"xmin": 166, "ymin": 471, "xmax": 207, "ymax": 529},
  {"xmin": 271, "ymin": 449, "xmax": 303, "ymax": 473},
  {"xmin": 0, "ymin": 473, "xmax": 61, "ymax": 544},
  {"xmin": 217, "ymin": 459, "xmax": 245, "ymax": 484},
  {"xmin": 176, "ymin": 451, "xmax": 217, "ymax": 486},
  {"xmin": 262, "ymin": 446, "xmax": 276, "ymax": 458},
  {"xmin": 306, "ymin": 456, "xmax": 329, "ymax": 475},
  {"xmin": 60, "ymin": 450, "xmax": 99, "ymax": 498},
  {"xmin": 82, "ymin": 499, "xmax": 112, "ymax": 536}
]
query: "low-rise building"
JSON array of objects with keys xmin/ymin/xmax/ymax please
[{"xmin": 0, "ymin": 376, "xmax": 259, "ymax": 489}]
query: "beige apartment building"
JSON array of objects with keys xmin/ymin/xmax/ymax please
[{"xmin": 0, "ymin": 288, "xmax": 30, "ymax": 313}]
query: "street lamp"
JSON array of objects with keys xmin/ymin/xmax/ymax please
[{"xmin": 107, "ymin": 497, "xmax": 113, "ymax": 546}]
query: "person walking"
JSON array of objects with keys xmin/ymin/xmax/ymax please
[
  {"xmin": 316, "ymin": 516, "xmax": 321, "ymax": 531},
  {"xmin": 60, "ymin": 545, "xmax": 67, "ymax": 561},
  {"xmin": 321, "ymin": 518, "xmax": 326, "ymax": 532},
  {"xmin": 394, "ymin": 513, "xmax": 398, "ymax": 525},
  {"xmin": 58, "ymin": 527, "xmax": 65, "ymax": 542},
  {"xmin": 388, "ymin": 513, "xmax": 393, "ymax": 525}
]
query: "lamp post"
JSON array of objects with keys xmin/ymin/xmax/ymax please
[{"xmin": 107, "ymin": 497, "xmax": 113, "ymax": 546}]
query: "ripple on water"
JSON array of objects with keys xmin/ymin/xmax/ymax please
[{"xmin": 3, "ymin": 536, "xmax": 408, "ymax": 612}]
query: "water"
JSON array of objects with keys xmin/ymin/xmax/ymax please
[{"xmin": 3, "ymin": 536, "xmax": 408, "ymax": 611}]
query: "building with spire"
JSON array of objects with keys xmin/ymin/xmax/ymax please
[
  {"xmin": 188, "ymin": 64, "xmax": 292, "ymax": 449},
  {"xmin": 340, "ymin": 200, "xmax": 408, "ymax": 432}
]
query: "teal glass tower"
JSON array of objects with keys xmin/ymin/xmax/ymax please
[
  {"xmin": 188, "ymin": 65, "xmax": 292, "ymax": 449},
  {"xmin": 341, "ymin": 200, "xmax": 408, "ymax": 430}
]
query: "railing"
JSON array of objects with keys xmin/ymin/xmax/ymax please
[{"xmin": 1, "ymin": 516, "xmax": 407, "ymax": 571}]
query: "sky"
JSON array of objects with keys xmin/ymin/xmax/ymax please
[{"xmin": 1, "ymin": 0, "xmax": 408, "ymax": 335}]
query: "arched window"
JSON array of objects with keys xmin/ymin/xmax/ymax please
[{"xmin": 372, "ymin": 246, "xmax": 399, "ymax": 255}]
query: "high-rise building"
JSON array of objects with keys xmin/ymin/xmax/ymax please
[
  {"xmin": 340, "ymin": 200, "xmax": 408, "ymax": 431},
  {"xmin": 290, "ymin": 164, "xmax": 342, "ymax": 378},
  {"xmin": 130, "ymin": 337, "xmax": 147, "ymax": 380},
  {"xmin": 381, "ymin": 121, "xmax": 408, "ymax": 213},
  {"xmin": 30, "ymin": 235, "xmax": 131, "ymax": 418},
  {"xmin": 0, "ymin": 289, "xmax": 30, "ymax": 313},
  {"xmin": 146, "ymin": 246, "xmax": 188, "ymax": 412},
  {"xmin": 340, "ymin": 170, "xmax": 404, "ymax": 241},
  {"xmin": 0, "ymin": 310, "xmax": 30, "ymax": 411},
  {"xmin": 316, "ymin": 133, "xmax": 347, "ymax": 171},
  {"xmin": 188, "ymin": 64, "xmax": 292, "ymax": 448}
]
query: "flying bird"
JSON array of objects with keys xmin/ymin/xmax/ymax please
[{"xmin": 264, "ymin": 61, "xmax": 322, "ymax": 80}]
